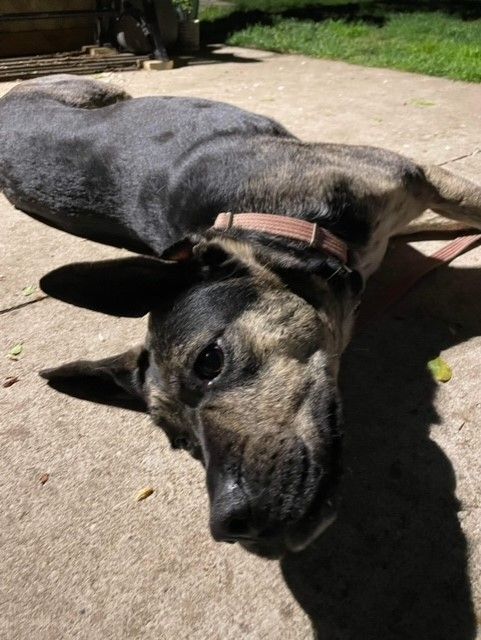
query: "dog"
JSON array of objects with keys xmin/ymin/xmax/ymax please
[{"xmin": 1, "ymin": 75, "xmax": 480, "ymax": 559}]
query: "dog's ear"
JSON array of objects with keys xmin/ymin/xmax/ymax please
[
  {"xmin": 39, "ymin": 345, "xmax": 149, "ymax": 412},
  {"xmin": 40, "ymin": 254, "xmax": 199, "ymax": 317}
]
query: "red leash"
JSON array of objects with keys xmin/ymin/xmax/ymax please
[{"xmin": 358, "ymin": 233, "xmax": 481, "ymax": 328}]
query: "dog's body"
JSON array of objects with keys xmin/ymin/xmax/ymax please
[
  {"xmin": 2, "ymin": 75, "xmax": 481, "ymax": 558},
  {"xmin": 3, "ymin": 76, "xmax": 478, "ymax": 281}
]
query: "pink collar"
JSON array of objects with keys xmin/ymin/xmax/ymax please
[{"xmin": 213, "ymin": 212, "xmax": 348, "ymax": 264}]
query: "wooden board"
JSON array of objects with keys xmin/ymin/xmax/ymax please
[
  {"xmin": 0, "ymin": 51, "xmax": 150, "ymax": 82},
  {"xmin": 0, "ymin": 1, "xmax": 96, "ymax": 56}
]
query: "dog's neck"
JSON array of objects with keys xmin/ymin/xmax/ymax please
[
  {"xmin": 203, "ymin": 225, "xmax": 363, "ymax": 295},
  {"xmin": 171, "ymin": 137, "xmax": 374, "ymax": 252}
]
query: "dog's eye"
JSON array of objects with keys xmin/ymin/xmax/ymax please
[{"xmin": 194, "ymin": 343, "xmax": 224, "ymax": 381}]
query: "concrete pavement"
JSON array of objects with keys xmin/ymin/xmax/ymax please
[{"xmin": 1, "ymin": 47, "xmax": 480, "ymax": 639}]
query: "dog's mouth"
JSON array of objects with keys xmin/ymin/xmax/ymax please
[
  {"xmin": 239, "ymin": 504, "xmax": 337, "ymax": 559},
  {"xmin": 209, "ymin": 436, "xmax": 343, "ymax": 559},
  {"xmin": 237, "ymin": 482, "xmax": 339, "ymax": 560},
  {"xmin": 285, "ymin": 496, "xmax": 338, "ymax": 553}
]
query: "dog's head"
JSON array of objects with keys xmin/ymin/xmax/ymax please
[{"xmin": 40, "ymin": 233, "xmax": 360, "ymax": 558}]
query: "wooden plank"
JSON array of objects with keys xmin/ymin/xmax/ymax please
[
  {"xmin": 142, "ymin": 59, "xmax": 174, "ymax": 71},
  {"xmin": 0, "ymin": 54, "xmax": 148, "ymax": 82},
  {"xmin": 0, "ymin": 57, "xmax": 145, "ymax": 72},
  {"xmin": 0, "ymin": 53, "xmax": 142, "ymax": 71},
  {"xmin": 0, "ymin": 1, "xmax": 96, "ymax": 13},
  {"xmin": 0, "ymin": 29, "xmax": 96, "ymax": 56},
  {"xmin": 82, "ymin": 46, "xmax": 119, "ymax": 57},
  {"xmin": 0, "ymin": 51, "xmax": 84, "ymax": 62},
  {"xmin": 0, "ymin": 1, "xmax": 96, "ymax": 56}
]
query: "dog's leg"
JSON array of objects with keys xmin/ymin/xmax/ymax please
[
  {"xmin": 425, "ymin": 163, "xmax": 481, "ymax": 224},
  {"xmin": 402, "ymin": 164, "xmax": 481, "ymax": 234},
  {"xmin": 3, "ymin": 74, "xmax": 131, "ymax": 108}
]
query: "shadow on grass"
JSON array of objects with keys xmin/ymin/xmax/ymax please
[
  {"xmin": 202, "ymin": 1, "xmax": 481, "ymax": 44},
  {"xmin": 281, "ymin": 242, "xmax": 477, "ymax": 639}
]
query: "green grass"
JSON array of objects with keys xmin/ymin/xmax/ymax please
[
  {"xmin": 201, "ymin": 0, "xmax": 357, "ymax": 20},
  {"xmin": 200, "ymin": 3, "xmax": 481, "ymax": 82}
]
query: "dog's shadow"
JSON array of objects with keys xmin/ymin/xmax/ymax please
[{"xmin": 282, "ymin": 241, "xmax": 479, "ymax": 639}]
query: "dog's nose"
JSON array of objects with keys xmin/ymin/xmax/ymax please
[{"xmin": 209, "ymin": 478, "xmax": 258, "ymax": 543}]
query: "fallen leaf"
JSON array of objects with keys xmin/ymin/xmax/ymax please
[
  {"xmin": 39, "ymin": 473, "xmax": 49, "ymax": 485},
  {"xmin": 135, "ymin": 486, "xmax": 154, "ymax": 502},
  {"xmin": 23, "ymin": 285, "xmax": 36, "ymax": 297},
  {"xmin": 7, "ymin": 343, "xmax": 23, "ymax": 360},
  {"xmin": 427, "ymin": 356, "xmax": 452, "ymax": 383},
  {"xmin": 410, "ymin": 98, "xmax": 436, "ymax": 108},
  {"xmin": 3, "ymin": 376, "xmax": 19, "ymax": 388},
  {"xmin": 9, "ymin": 343, "xmax": 23, "ymax": 355}
]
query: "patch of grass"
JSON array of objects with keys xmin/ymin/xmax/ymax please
[
  {"xmin": 201, "ymin": 5, "xmax": 235, "ymax": 21},
  {"xmin": 228, "ymin": 12, "xmax": 481, "ymax": 81},
  {"xmin": 201, "ymin": 0, "xmax": 481, "ymax": 18},
  {"xmin": 409, "ymin": 98, "xmax": 436, "ymax": 107},
  {"xmin": 234, "ymin": 0, "xmax": 355, "ymax": 9},
  {"xmin": 200, "ymin": 0, "xmax": 365, "ymax": 22},
  {"xmin": 200, "ymin": 3, "xmax": 481, "ymax": 82}
]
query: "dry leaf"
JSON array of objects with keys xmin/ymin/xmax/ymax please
[
  {"xmin": 7, "ymin": 343, "xmax": 23, "ymax": 360},
  {"xmin": 3, "ymin": 376, "xmax": 19, "ymax": 388},
  {"xmin": 135, "ymin": 486, "xmax": 154, "ymax": 502},
  {"xmin": 23, "ymin": 285, "xmax": 36, "ymax": 297},
  {"xmin": 427, "ymin": 356, "xmax": 452, "ymax": 383}
]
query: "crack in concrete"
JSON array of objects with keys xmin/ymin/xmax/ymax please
[
  {"xmin": 0, "ymin": 295, "xmax": 49, "ymax": 316},
  {"xmin": 438, "ymin": 148, "xmax": 480, "ymax": 167}
]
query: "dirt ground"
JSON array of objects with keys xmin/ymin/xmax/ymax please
[{"xmin": 1, "ymin": 47, "xmax": 480, "ymax": 640}]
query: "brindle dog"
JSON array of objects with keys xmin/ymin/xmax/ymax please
[{"xmin": 1, "ymin": 75, "xmax": 480, "ymax": 559}]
